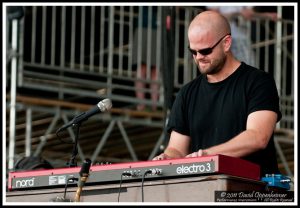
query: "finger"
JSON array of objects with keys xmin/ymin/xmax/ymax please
[
  {"xmin": 197, "ymin": 149, "xmax": 204, "ymax": 156},
  {"xmin": 153, "ymin": 153, "xmax": 164, "ymax": 160},
  {"xmin": 152, "ymin": 155, "xmax": 161, "ymax": 160},
  {"xmin": 185, "ymin": 154, "xmax": 191, "ymax": 158},
  {"xmin": 185, "ymin": 152, "xmax": 197, "ymax": 158},
  {"xmin": 158, "ymin": 154, "xmax": 165, "ymax": 160}
]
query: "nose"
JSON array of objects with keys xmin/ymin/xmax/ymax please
[{"xmin": 194, "ymin": 52, "xmax": 205, "ymax": 59}]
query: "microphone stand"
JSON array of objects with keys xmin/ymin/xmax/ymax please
[
  {"xmin": 67, "ymin": 123, "xmax": 81, "ymax": 167},
  {"xmin": 74, "ymin": 174, "xmax": 88, "ymax": 202},
  {"xmin": 74, "ymin": 158, "xmax": 92, "ymax": 202}
]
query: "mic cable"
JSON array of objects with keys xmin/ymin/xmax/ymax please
[
  {"xmin": 117, "ymin": 172, "xmax": 132, "ymax": 202},
  {"xmin": 140, "ymin": 169, "xmax": 162, "ymax": 202},
  {"xmin": 64, "ymin": 177, "xmax": 78, "ymax": 200},
  {"xmin": 50, "ymin": 177, "xmax": 77, "ymax": 202},
  {"xmin": 141, "ymin": 170, "xmax": 152, "ymax": 202}
]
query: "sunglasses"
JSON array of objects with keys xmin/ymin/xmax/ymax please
[{"xmin": 188, "ymin": 33, "xmax": 230, "ymax": 56}]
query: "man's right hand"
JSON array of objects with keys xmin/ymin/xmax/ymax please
[
  {"xmin": 153, "ymin": 146, "xmax": 186, "ymax": 160},
  {"xmin": 152, "ymin": 153, "xmax": 171, "ymax": 160}
]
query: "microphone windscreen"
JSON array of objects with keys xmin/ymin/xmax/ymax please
[{"xmin": 98, "ymin": 99, "xmax": 112, "ymax": 112}]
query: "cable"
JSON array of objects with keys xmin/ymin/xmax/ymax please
[
  {"xmin": 50, "ymin": 177, "xmax": 77, "ymax": 202},
  {"xmin": 64, "ymin": 177, "xmax": 78, "ymax": 200},
  {"xmin": 119, "ymin": 169, "xmax": 162, "ymax": 202},
  {"xmin": 117, "ymin": 172, "xmax": 132, "ymax": 202},
  {"xmin": 141, "ymin": 170, "xmax": 152, "ymax": 202}
]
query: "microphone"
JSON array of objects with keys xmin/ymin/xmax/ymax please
[
  {"xmin": 74, "ymin": 158, "xmax": 92, "ymax": 202},
  {"xmin": 56, "ymin": 99, "xmax": 112, "ymax": 133},
  {"xmin": 79, "ymin": 158, "xmax": 92, "ymax": 178}
]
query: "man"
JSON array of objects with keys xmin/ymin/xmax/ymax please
[{"xmin": 153, "ymin": 11, "xmax": 281, "ymax": 176}]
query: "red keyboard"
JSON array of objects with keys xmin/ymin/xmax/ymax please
[{"xmin": 8, "ymin": 154, "xmax": 260, "ymax": 191}]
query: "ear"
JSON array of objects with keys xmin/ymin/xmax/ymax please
[{"xmin": 223, "ymin": 35, "xmax": 232, "ymax": 52}]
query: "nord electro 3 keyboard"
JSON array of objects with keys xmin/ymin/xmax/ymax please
[{"xmin": 8, "ymin": 154, "xmax": 260, "ymax": 191}]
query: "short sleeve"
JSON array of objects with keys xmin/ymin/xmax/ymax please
[
  {"xmin": 166, "ymin": 88, "xmax": 190, "ymax": 136},
  {"xmin": 247, "ymin": 72, "xmax": 282, "ymax": 122}
]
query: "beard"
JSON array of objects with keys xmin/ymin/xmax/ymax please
[{"xmin": 195, "ymin": 53, "xmax": 227, "ymax": 75}]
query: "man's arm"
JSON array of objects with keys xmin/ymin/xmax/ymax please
[
  {"xmin": 153, "ymin": 131, "xmax": 190, "ymax": 160},
  {"xmin": 186, "ymin": 110, "xmax": 278, "ymax": 158}
]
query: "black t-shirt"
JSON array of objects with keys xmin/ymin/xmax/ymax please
[{"xmin": 167, "ymin": 62, "xmax": 282, "ymax": 176}]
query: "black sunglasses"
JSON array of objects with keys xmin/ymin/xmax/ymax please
[{"xmin": 188, "ymin": 33, "xmax": 231, "ymax": 56}]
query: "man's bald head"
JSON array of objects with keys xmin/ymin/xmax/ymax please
[{"xmin": 188, "ymin": 11, "xmax": 231, "ymax": 39}]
